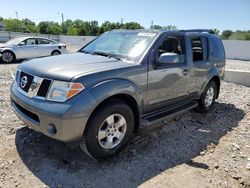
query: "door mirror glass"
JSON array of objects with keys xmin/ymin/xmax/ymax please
[
  {"xmin": 158, "ymin": 52, "xmax": 184, "ymax": 64},
  {"xmin": 19, "ymin": 42, "xmax": 25, "ymax": 46}
]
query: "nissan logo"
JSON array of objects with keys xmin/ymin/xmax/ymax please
[{"xmin": 20, "ymin": 76, "xmax": 28, "ymax": 88}]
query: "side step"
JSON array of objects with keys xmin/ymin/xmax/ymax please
[{"xmin": 141, "ymin": 101, "xmax": 198, "ymax": 127}]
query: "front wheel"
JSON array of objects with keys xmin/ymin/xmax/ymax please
[
  {"xmin": 82, "ymin": 100, "xmax": 134, "ymax": 159},
  {"xmin": 196, "ymin": 81, "xmax": 218, "ymax": 113},
  {"xmin": 1, "ymin": 51, "xmax": 15, "ymax": 63}
]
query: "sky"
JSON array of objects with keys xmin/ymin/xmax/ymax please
[{"xmin": 0, "ymin": 0, "xmax": 249, "ymax": 31}]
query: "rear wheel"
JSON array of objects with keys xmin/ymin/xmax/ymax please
[
  {"xmin": 82, "ymin": 100, "xmax": 134, "ymax": 159},
  {"xmin": 51, "ymin": 50, "xmax": 60, "ymax": 56},
  {"xmin": 196, "ymin": 81, "xmax": 217, "ymax": 112},
  {"xmin": 1, "ymin": 51, "xmax": 15, "ymax": 63}
]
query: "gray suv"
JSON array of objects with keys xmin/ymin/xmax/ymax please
[{"xmin": 10, "ymin": 29, "xmax": 225, "ymax": 159}]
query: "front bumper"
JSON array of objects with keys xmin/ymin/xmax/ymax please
[{"xmin": 10, "ymin": 82, "xmax": 89, "ymax": 142}]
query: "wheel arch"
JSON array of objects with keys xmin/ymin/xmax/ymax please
[
  {"xmin": 83, "ymin": 79, "xmax": 143, "ymax": 135},
  {"xmin": 51, "ymin": 50, "xmax": 61, "ymax": 55},
  {"xmin": 209, "ymin": 75, "xmax": 220, "ymax": 99},
  {"xmin": 85, "ymin": 93, "xmax": 140, "ymax": 135}
]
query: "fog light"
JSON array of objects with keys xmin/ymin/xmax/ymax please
[{"xmin": 47, "ymin": 123, "xmax": 57, "ymax": 135}]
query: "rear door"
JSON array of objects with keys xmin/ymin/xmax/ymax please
[
  {"xmin": 189, "ymin": 36, "xmax": 211, "ymax": 92},
  {"xmin": 144, "ymin": 33, "xmax": 191, "ymax": 113},
  {"xmin": 36, "ymin": 38, "xmax": 54, "ymax": 57}
]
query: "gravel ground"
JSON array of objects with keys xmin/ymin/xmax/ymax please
[{"xmin": 0, "ymin": 62, "xmax": 250, "ymax": 188}]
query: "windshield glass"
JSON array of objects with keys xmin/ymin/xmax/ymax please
[
  {"xmin": 80, "ymin": 31, "xmax": 157, "ymax": 61},
  {"xmin": 5, "ymin": 38, "xmax": 24, "ymax": 45}
]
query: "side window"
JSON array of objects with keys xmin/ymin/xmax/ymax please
[
  {"xmin": 158, "ymin": 37, "xmax": 183, "ymax": 57},
  {"xmin": 209, "ymin": 37, "xmax": 225, "ymax": 59},
  {"xmin": 25, "ymin": 39, "xmax": 36, "ymax": 45},
  {"xmin": 37, "ymin": 39, "xmax": 52, "ymax": 45},
  {"xmin": 191, "ymin": 37, "xmax": 204, "ymax": 62}
]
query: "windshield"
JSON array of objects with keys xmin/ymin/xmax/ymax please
[
  {"xmin": 80, "ymin": 31, "xmax": 157, "ymax": 61},
  {"xmin": 5, "ymin": 38, "xmax": 24, "ymax": 45}
]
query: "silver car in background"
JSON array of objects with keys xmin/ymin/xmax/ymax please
[{"xmin": 0, "ymin": 37, "xmax": 67, "ymax": 63}]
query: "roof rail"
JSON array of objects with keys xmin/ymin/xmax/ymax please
[{"xmin": 179, "ymin": 29, "xmax": 214, "ymax": 34}]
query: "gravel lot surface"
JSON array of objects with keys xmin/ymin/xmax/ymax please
[{"xmin": 0, "ymin": 62, "xmax": 250, "ymax": 188}]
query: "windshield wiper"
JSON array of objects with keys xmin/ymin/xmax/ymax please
[
  {"xmin": 80, "ymin": 50, "xmax": 93, "ymax": 54},
  {"xmin": 80, "ymin": 50, "xmax": 122, "ymax": 61},
  {"xmin": 92, "ymin": 51, "xmax": 122, "ymax": 61}
]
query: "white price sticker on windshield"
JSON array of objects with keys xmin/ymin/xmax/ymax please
[{"xmin": 137, "ymin": 33, "xmax": 156, "ymax": 37}]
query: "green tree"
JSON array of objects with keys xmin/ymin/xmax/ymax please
[
  {"xmin": 37, "ymin": 21, "xmax": 62, "ymax": 34},
  {"xmin": 22, "ymin": 18, "xmax": 37, "ymax": 33},
  {"xmin": 63, "ymin": 19, "xmax": 73, "ymax": 34},
  {"xmin": 221, "ymin": 30, "xmax": 232, "ymax": 39},
  {"xmin": 122, "ymin": 22, "xmax": 144, "ymax": 29},
  {"xmin": 163, "ymin": 25, "xmax": 177, "ymax": 30},
  {"xmin": 67, "ymin": 26, "xmax": 78, "ymax": 35},
  {"xmin": 3, "ymin": 19, "xmax": 23, "ymax": 32},
  {"xmin": 211, "ymin": 28, "xmax": 220, "ymax": 35},
  {"xmin": 150, "ymin": 25, "xmax": 163, "ymax": 30}
]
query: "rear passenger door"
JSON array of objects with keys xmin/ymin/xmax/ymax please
[
  {"xmin": 189, "ymin": 36, "xmax": 211, "ymax": 92},
  {"xmin": 36, "ymin": 38, "xmax": 53, "ymax": 57}
]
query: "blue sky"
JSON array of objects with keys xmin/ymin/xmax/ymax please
[{"xmin": 0, "ymin": 0, "xmax": 249, "ymax": 31}]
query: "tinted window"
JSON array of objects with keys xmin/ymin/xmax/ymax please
[
  {"xmin": 37, "ymin": 39, "xmax": 52, "ymax": 44},
  {"xmin": 210, "ymin": 37, "xmax": 225, "ymax": 59},
  {"xmin": 191, "ymin": 37, "xmax": 202, "ymax": 61}
]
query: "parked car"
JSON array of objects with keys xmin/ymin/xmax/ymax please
[
  {"xmin": 0, "ymin": 37, "xmax": 67, "ymax": 63},
  {"xmin": 10, "ymin": 29, "xmax": 225, "ymax": 159}
]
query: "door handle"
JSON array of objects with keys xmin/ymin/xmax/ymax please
[{"xmin": 182, "ymin": 69, "xmax": 189, "ymax": 76}]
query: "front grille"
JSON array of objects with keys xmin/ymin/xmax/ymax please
[
  {"xmin": 37, "ymin": 79, "xmax": 52, "ymax": 97},
  {"xmin": 19, "ymin": 71, "xmax": 34, "ymax": 92},
  {"xmin": 16, "ymin": 71, "xmax": 52, "ymax": 99},
  {"xmin": 13, "ymin": 100, "xmax": 40, "ymax": 123}
]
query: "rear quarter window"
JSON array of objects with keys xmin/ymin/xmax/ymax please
[{"xmin": 209, "ymin": 37, "xmax": 225, "ymax": 59}]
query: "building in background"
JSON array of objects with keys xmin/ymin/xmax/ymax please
[{"xmin": 0, "ymin": 22, "xmax": 4, "ymax": 31}]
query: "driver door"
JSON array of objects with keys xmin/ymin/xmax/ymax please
[
  {"xmin": 15, "ymin": 38, "xmax": 38, "ymax": 59},
  {"xmin": 144, "ymin": 33, "xmax": 190, "ymax": 113}
]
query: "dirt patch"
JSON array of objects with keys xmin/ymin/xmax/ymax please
[{"xmin": 0, "ymin": 62, "xmax": 250, "ymax": 188}]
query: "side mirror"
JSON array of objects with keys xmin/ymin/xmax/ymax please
[
  {"xmin": 19, "ymin": 42, "xmax": 25, "ymax": 46},
  {"xmin": 158, "ymin": 52, "xmax": 184, "ymax": 64}
]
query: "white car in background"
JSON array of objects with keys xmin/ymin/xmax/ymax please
[{"xmin": 0, "ymin": 37, "xmax": 67, "ymax": 63}]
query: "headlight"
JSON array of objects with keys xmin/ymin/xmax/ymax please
[{"xmin": 47, "ymin": 81, "xmax": 85, "ymax": 102}]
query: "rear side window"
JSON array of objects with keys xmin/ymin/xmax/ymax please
[
  {"xmin": 209, "ymin": 37, "xmax": 225, "ymax": 59},
  {"xmin": 190, "ymin": 37, "xmax": 208, "ymax": 62},
  {"xmin": 37, "ymin": 39, "xmax": 52, "ymax": 44}
]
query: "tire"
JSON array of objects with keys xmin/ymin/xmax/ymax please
[
  {"xmin": 1, "ymin": 51, "xmax": 15, "ymax": 63},
  {"xmin": 83, "ymin": 100, "xmax": 134, "ymax": 159},
  {"xmin": 51, "ymin": 50, "xmax": 60, "ymax": 56},
  {"xmin": 196, "ymin": 81, "xmax": 218, "ymax": 113}
]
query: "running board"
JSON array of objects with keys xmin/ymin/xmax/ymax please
[{"xmin": 141, "ymin": 101, "xmax": 198, "ymax": 127}]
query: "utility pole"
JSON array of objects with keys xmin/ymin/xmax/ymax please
[
  {"xmin": 61, "ymin": 13, "xmax": 64, "ymax": 25},
  {"xmin": 151, "ymin": 20, "xmax": 154, "ymax": 29},
  {"xmin": 58, "ymin": 12, "xmax": 64, "ymax": 34},
  {"xmin": 15, "ymin": 11, "xmax": 19, "ymax": 31}
]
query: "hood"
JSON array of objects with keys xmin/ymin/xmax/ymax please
[
  {"xmin": 18, "ymin": 52, "xmax": 136, "ymax": 81},
  {"xmin": 0, "ymin": 43, "xmax": 11, "ymax": 48}
]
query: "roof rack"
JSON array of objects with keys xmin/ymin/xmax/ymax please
[{"xmin": 179, "ymin": 29, "xmax": 214, "ymax": 34}]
